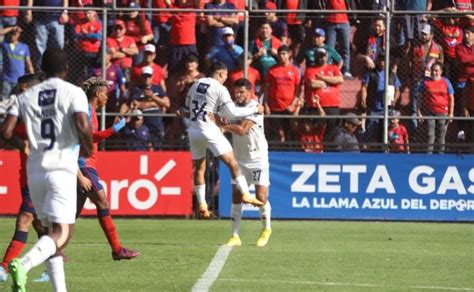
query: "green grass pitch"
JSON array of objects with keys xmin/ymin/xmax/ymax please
[{"xmin": 0, "ymin": 218, "xmax": 472, "ymax": 291}]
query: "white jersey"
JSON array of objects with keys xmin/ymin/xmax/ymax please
[
  {"xmin": 230, "ymin": 99, "xmax": 269, "ymax": 165},
  {"xmin": 8, "ymin": 77, "xmax": 88, "ymax": 172},
  {"xmin": 185, "ymin": 77, "xmax": 257, "ymax": 131}
]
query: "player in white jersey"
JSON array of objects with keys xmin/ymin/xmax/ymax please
[
  {"xmin": 219, "ymin": 78, "xmax": 272, "ymax": 247},
  {"xmin": 0, "ymin": 48, "xmax": 93, "ymax": 292},
  {"xmin": 185, "ymin": 61, "xmax": 265, "ymax": 218}
]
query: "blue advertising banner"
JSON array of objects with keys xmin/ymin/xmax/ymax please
[{"xmin": 219, "ymin": 153, "xmax": 474, "ymax": 221}]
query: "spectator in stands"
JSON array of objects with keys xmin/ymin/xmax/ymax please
[
  {"xmin": 324, "ymin": 0, "xmax": 353, "ymax": 79},
  {"xmin": 417, "ymin": 62, "xmax": 454, "ymax": 153},
  {"xmin": 74, "ymin": 7, "xmax": 102, "ymax": 83},
  {"xmin": 131, "ymin": 44, "xmax": 166, "ymax": 90},
  {"xmin": 226, "ymin": 53, "xmax": 262, "ymax": 101},
  {"xmin": 359, "ymin": 53, "xmax": 401, "ymax": 144},
  {"xmin": 456, "ymin": 25, "xmax": 474, "ymax": 141},
  {"xmin": 396, "ymin": 0, "xmax": 432, "ymax": 50},
  {"xmin": 298, "ymin": 98, "xmax": 325, "ymax": 153},
  {"xmin": 250, "ymin": 21, "xmax": 282, "ymax": 78},
  {"xmin": 264, "ymin": 45, "xmax": 301, "ymax": 143},
  {"xmin": 127, "ymin": 66, "xmax": 170, "ymax": 149},
  {"xmin": 388, "ymin": 110, "xmax": 410, "ymax": 153},
  {"xmin": 463, "ymin": 79, "xmax": 474, "ymax": 148},
  {"xmin": 1, "ymin": 27, "xmax": 34, "ymax": 101},
  {"xmin": 273, "ymin": 0, "xmax": 308, "ymax": 57},
  {"xmin": 0, "ymin": 0, "xmax": 20, "ymax": 39},
  {"xmin": 167, "ymin": 0, "xmax": 198, "ymax": 74},
  {"xmin": 295, "ymin": 27, "xmax": 342, "ymax": 70},
  {"xmin": 436, "ymin": 1, "xmax": 474, "ymax": 28},
  {"xmin": 264, "ymin": 1, "xmax": 288, "ymax": 44},
  {"xmin": 106, "ymin": 19, "xmax": 139, "ymax": 79},
  {"xmin": 121, "ymin": 109, "xmax": 153, "ymax": 151},
  {"xmin": 151, "ymin": 0, "xmax": 172, "ymax": 48},
  {"xmin": 206, "ymin": 27, "xmax": 243, "ymax": 72},
  {"xmin": 333, "ymin": 113, "xmax": 361, "ymax": 152},
  {"xmin": 356, "ymin": 17, "xmax": 386, "ymax": 71},
  {"xmin": 432, "ymin": 13, "xmax": 463, "ymax": 82},
  {"xmin": 409, "ymin": 23, "xmax": 444, "ymax": 136},
  {"xmin": 124, "ymin": 1, "xmax": 154, "ymax": 64},
  {"xmin": 303, "ymin": 48, "xmax": 343, "ymax": 142},
  {"xmin": 92, "ymin": 48, "xmax": 127, "ymax": 127},
  {"xmin": 227, "ymin": 0, "xmax": 246, "ymax": 46},
  {"xmin": 205, "ymin": 0, "xmax": 239, "ymax": 46},
  {"xmin": 26, "ymin": 0, "xmax": 69, "ymax": 69}
]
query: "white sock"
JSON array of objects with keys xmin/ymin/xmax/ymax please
[
  {"xmin": 21, "ymin": 235, "xmax": 57, "ymax": 273},
  {"xmin": 194, "ymin": 185, "xmax": 206, "ymax": 205},
  {"xmin": 231, "ymin": 204, "xmax": 242, "ymax": 237},
  {"xmin": 46, "ymin": 256, "xmax": 67, "ymax": 292},
  {"xmin": 234, "ymin": 175, "xmax": 250, "ymax": 195},
  {"xmin": 260, "ymin": 201, "xmax": 271, "ymax": 230}
]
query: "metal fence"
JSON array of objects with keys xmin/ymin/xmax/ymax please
[{"xmin": 1, "ymin": 4, "xmax": 473, "ymax": 153}]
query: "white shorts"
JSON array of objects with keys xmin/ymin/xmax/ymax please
[
  {"xmin": 238, "ymin": 161, "xmax": 270, "ymax": 187},
  {"xmin": 27, "ymin": 170, "xmax": 77, "ymax": 225},
  {"xmin": 188, "ymin": 126, "xmax": 233, "ymax": 160}
]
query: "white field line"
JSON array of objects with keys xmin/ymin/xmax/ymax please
[
  {"xmin": 218, "ymin": 278, "xmax": 474, "ymax": 291},
  {"xmin": 191, "ymin": 245, "xmax": 233, "ymax": 292}
]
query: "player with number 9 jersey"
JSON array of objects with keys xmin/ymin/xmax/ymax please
[{"xmin": 9, "ymin": 78, "xmax": 89, "ymax": 173}]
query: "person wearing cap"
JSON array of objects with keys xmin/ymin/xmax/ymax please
[
  {"xmin": 121, "ymin": 109, "xmax": 153, "ymax": 151},
  {"xmin": 264, "ymin": 44, "xmax": 301, "ymax": 142},
  {"xmin": 250, "ymin": 21, "xmax": 282, "ymax": 78},
  {"xmin": 123, "ymin": 1, "xmax": 154, "ymax": 64},
  {"xmin": 106, "ymin": 19, "xmax": 139, "ymax": 77},
  {"xmin": 131, "ymin": 44, "xmax": 167, "ymax": 90},
  {"xmin": 126, "ymin": 65, "xmax": 170, "ymax": 149},
  {"xmin": 204, "ymin": 0, "xmax": 239, "ymax": 47},
  {"xmin": 359, "ymin": 53, "xmax": 401, "ymax": 145},
  {"xmin": 324, "ymin": 0, "xmax": 353, "ymax": 79},
  {"xmin": 388, "ymin": 110, "xmax": 410, "ymax": 153},
  {"xmin": 1, "ymin": 27, "xmax": 34, "ymax": 101},
  {"xmin": 409, "ymin": 23, "xmax": 443, "ymax": 135},
  {"xmin": 226, "ymin": 53, "xmax": 262, "ymax": 101},
  {"xmin": 206, "ymin": 27, "xmax": 243, "ymax": 72},
  {"xmin": 417, "ymin": 62, "xmax": 454, "ymax": 154},
  {"xmin": 303, "ymin": 47, "xmax": 343, "ymax": 142},
  {"xmin": 264, "ymin": 1, "xmax": 288, "ymax": 44},
  {"xmin": 333, "ymin": 113, "xmax": 361, "ymax": 152},
  {"xmin": 295, "ymin": 27, "xmax": 342, "ymax": 69}
]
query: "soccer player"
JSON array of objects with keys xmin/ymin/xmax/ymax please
[
  {"xmin": 0, "ymin": 48, "xmax": 93, "ymax": 292},
  {"xmin": 184, "ymin": 61, "xmax": 265, "ymax": 218},
  {"xmin": 76, "ymin": 77, "xmax": 139, "ymax": 260},
  {"xmin": 220, "ymin": 78, "xmax": 272, "ymax": 247},
  {"xmin": 0, "ymin": 74, "xmax": 46, "ymax": 283}
]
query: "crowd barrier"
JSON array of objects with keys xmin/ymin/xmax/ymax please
[{"xmin": 219, "ymin": 152, "xmax": 474, "ymax": 221}]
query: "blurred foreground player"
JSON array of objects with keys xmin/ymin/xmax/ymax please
[
  {"xmin": 0, "ymin": 74, "xmax": 46, "ymax": 283},
  {"xmin": 76, "ymin": 77, "xmax": 139, "ymax": 261},
  {"xmin": 0, "ymin": 48, "xmax": 93, "ymax": 292}
]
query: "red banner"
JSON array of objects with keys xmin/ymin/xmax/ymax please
[{"xmin": 0, "ymin": 151, "xmax": 193, "ymax": 216}]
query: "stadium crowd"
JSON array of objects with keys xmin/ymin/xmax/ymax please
[{"xmin": 1, "ymin": 0, "xmax": 474, "ymax": 153}]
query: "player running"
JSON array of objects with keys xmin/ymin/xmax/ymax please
[
  {"xmin": 0, "ymin": 48, "xmax": 93, "ymax": 292},
  {"xmin": 184, "ymin": 61, "xmax": 265, "ymax": 218},
  {"xmin": 0, "ymin": 74, "xmax": 47, "ymax": 283},
  {"xmin": 76, "ymin": 77, "xmax": 139, "ymax": 260},
  {"xmin": 220, "ymin": 78, "xmax": 272, "ymax": 247}
]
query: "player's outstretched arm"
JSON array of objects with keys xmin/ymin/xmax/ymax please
[
  {"xmin": 75, "ymin": 112, "xmax": 93, "ymax": 158},
  {"xmin": 0, "ymin": 114, "xmax": 20, "ymax": 143},
  {"xmin": 220, "ymin": 102, "xmax": 263, "ymax": 119},
  {"xmin": 222, "ymin": 119, "xmax": 255, "ymax": 136}
]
